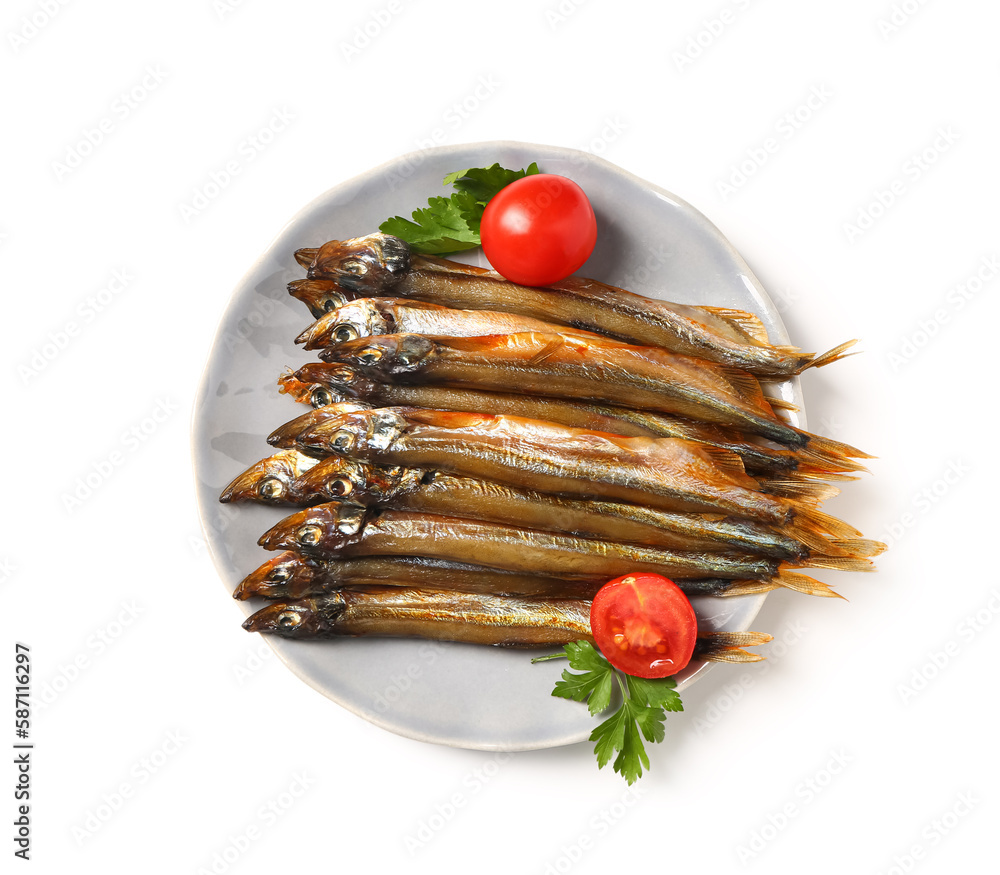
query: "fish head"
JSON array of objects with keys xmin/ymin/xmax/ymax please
[
  {"xmin": 277, "ymin": 368, "xmax": 324, "ymax": 406},
  {"xmin": 278, "ymin": 368, "xmax": 352, "ymax": 409},
  {"xmin": 319, "ymin": 333, "xmax": 436, "ymax": 379},
  {"xmin": 242, "ymin": 595, "xmax": 346, "ymax": 638},
  {"xmin": 306, "ymin": 233, "xmax": 410, "ymax": 294},
  {"xmin": 267, "ymin": 402, "xmax": 371, "ymax": 449},
  {"xmin": 219, "ymin": 450, "xmax": 319, "ymax": 504},
  {"xmin": 295, "ymin": 408, "xmax": 407, "ymax": 458},
  {"xmin": 257, "ymin": 502, "xmax": 368, "ymax": 554},
  {"xmin": 293, "ymin": 455, "xmax": 415, "ymax": 505},
  {"xmin": 286, "ymin": 279, "xmax": 353, "ymax": 320},
  {"xmin": 294, "ymin": 362, "xmax": 380, "ymax": 406},
  {"xmin": 234, "ymin": 551, "xmax": 325, "ymax": 600},
  {"xmin": 295, "ymin": 300, "xmax": 392, "ymax": 350}
]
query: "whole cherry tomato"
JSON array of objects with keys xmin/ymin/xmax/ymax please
[{"xmin": 480, "ymin": 173, "xmax": 597, "ymax": 287}]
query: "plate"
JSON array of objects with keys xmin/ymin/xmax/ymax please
[{"xmin": 191, "ymin": 141, "xmax": 802, "ymax": 751}]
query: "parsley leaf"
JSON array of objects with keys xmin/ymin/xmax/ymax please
[
  {"xmin": 379, "ymin": 162, "xmax": 540, "ymax": 256},
  {"xmin": 534, "ymin": 640, "xmax": 682, "ymax": 785},
  {"xmin": 379, "ymin": 193, "xmax": 481, "ymax": 255},
  {"xmin": 443, "ymin": 162, "xmax": 540, "ymax": 203}
]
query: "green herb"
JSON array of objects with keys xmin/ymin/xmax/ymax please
[
  {"xmin": 533, "ymin": 640, "xmax": 683, "ymax": 784},
  {"xmin": 379, "ymin": 162, "xmax": 539, "ymax": 255}
]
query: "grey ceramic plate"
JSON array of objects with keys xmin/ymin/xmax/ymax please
[{"xmin": 192, "ymin": 141, "xmax": 802, "ymax": 751}]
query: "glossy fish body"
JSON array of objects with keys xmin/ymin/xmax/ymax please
[
  {"xmin": 286, "ymin": 363, "xmax": 863, "ymax": 478},
  {"xmin": 233, "ymin": 551, "xmax": 606, "ymax": 600},
  {"xmin": 280, "ymin": 406, "xmax": 795, "ymax": 525},
  {"xmin": 299, "ymin": 233, "xmax": 854, "ymax": 376},
  {"xmin": 242, "ymin": 588, "xmax": 594, "ymax": 646},
  {"xmin": 257, "ymin": 503, "xmax": 783, "ymax": 581},
  {"xmin": 320, "ymin": 332, "xmax": 806, "ymax": 448},
  {"xmin": 296, "ymin": 297, "xmax": 600, "ymax": 350},
  {"xmin": 285, "ymin": 460, "xmax": 811, "ymax": 560},
  {"xmin": 243, "ymin": 590, "xmax": 774, "ymax": 659}
]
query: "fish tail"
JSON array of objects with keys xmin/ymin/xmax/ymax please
[
  {"xmin": 761, "ymin": 479, "xmax": 841, "ymax": 504},
  {"xmin": 796, "ymin": 430, "xmax": 876, "ymax": 467},
  {"xmin": 793, "ymin": 554, "xmax": 877, "ymax": 573},
  {"xmin": 765, "ymin": 396, "xmax": 799, "ymax": 412},
  {"xmin": 772, "ymin": 569, "xmax": 846, "ymax": 599},
  {"xmin": 829, "ymin": 537, "xmax": 887, "ymax": 558},
  {"xmin": 695, "ymin": 630, "xmax": 774, "ymax": 663},
  {"xmin": 295, "ymin": 247, "xmax": 318, "ymax": 268},
  {"xmin": 789, "ymin": 465, "xmax": 862, "ymax": 483},
  {"xmin": 791, "ymin": 506, "xmax": 865, "ymax": 540},
  {"xmin": 793, "ymin": 443, "xmax": 871, "ymax": 474},
  {"xmin": 796, "ymin": 339, "xmax": 860, "ymax": 373}
]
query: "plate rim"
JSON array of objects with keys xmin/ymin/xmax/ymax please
[{"xmin": 191, "ymin": 140, "xmax": 799, "ymax": 751}]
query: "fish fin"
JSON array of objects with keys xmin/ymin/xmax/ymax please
[
  {"xmin": 719, "ymin": 367, "xmax": 774, "ymax": 413},
  {"xmin": 793, "ymin": 444, "xmax": 871, "ymax": 474},
  {"xmin": 526, "ymin": 335, "xmax": 570, "ymax": 366},
  {"xmin": 762, "ymin": 479, "xmax": 841, "ymax": 504},
  {"xmin": 789, "ymin": 466, "xmax": 861, "ymax": 483},
  {"xmin": 695, "ymin": 630, "xmax": 773, "ymax": 662},
  {"xmin": 797, "ymin": 429, "xmax": 876, "ymax": 463},
  {"xmin": 693, "ymin": 444, "xmax": 752, "ymax": 481},
  {"xmin": 795, "ymin": 555, "xmax": 877, "ymax": 573},
  {"xmin": 829, "ymin": 538, "xmax": 887, "ymax": 558},
  {"xmin": 700, "ymin": 307, "xmax": 772, "ymax": 345},
  {"xmin": 793, "ymin": 506, "xmax": 864, "ymax": 539},
  {"xmin": 798, "ymin": 339, "xmax": 860, "ymax": 372},
  {"xmin": 772, "ymin": 569, "xmax": 846, "ymax": 599},
  {"xmin": 295, "ymin": 247, "xmax": 318, "ymax": 268},
  {"xmin": 718, "ymin": 579, "xmax": 782, "ymax": 597},
  {"xmin": 765, "ymin": 396, "xmax": 799, "ymax": 412}
]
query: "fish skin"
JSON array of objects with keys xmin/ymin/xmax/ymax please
[
  {"xmin": 319, "ymin": 332, "xmax": 806, "ymax": 448},
  {"xmin": 289, "ymin": 406, "xmax": 795, "ymax": 525},
  {"xmin": 242, "ymin": 588, "xmax": 594, "ymax": 646},
  {"xmin": 300, "ymin": 233, "xmax": 848, "ymax": 376},
  {"xmin": 296, "ymin": 297, "xmax": 599, "ymax": 350},
  {"xmin": 242, "ymin": 589, "xmax": 774, "ymax": 659},
  {"xmin": 287, "ymin": 363, "xmax": 865, "ymax": 478},
  {"xmin": 277, "ymin": 459, "xmax": 811, "ymax": 560},
  {"xmin": 257, "ymin": 504, "xmax": 782, "ymax": 581},
  {"xmin": 233, "ymin": 551, "xmax": 607, "ymax": 601}
]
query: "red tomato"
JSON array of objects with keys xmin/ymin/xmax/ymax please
[
  {"xmin": 590, "ymin": 573, "xmax": 698, "ymax": 678},
  {"xmin": 480, "ymin": 173, "xmax": 597, "ymax": 287}
]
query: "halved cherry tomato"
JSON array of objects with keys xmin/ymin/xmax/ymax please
[
  {"xmin": 480, "ymin": 173, "xmax": 597, "ymax": 287},
  {"xmin": 590, "ymin": 573, "xmax": 698, "ymax": 678}
]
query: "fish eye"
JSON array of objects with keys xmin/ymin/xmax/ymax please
[
  {"xmin": 357, "ymin": 347, "xmax": 383, "ymax": 365},
  {"xmin": 330, "ymin": 429, "xmax": 355, "ymax": 452},
  {"xmin": 296, "ymin": 524, "xmax": 322, "ymax": 547},
  {"xmin": 333, "ymin": 323, "xmax": 359, "ymax": 343},
  {"xmin": 328, "ymin": 476, "xmax": 354, "ymax": 497},
  {"xmin": 321, "ymin": 297, "xmax": 338, "ymax": 313},
  {"xmin": 277, "ymin": 611, "xmax": 301, "ymax": 628},
  {"xmin": 269, "ymin": 566, "xmax": 291, "ymax": 583},
  {"xmin": 258, "ymin": 477, "xmax": 285, "ymax": 500},
  {"xmin": 310, "ymin": 387, "xmax": 333, "ymax": 407}
]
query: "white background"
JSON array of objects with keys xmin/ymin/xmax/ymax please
[{"xmin": 3, "ymin": 0, "xmax": 997, "ymax": 872}]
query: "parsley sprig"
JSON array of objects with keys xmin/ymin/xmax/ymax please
[
  {"xmin": 533, "ymin": 640, "xmax": 683, "ymax": 784},
  {"xmin": 379, "ymin": 162, "xmax": 540, "ymax": 255}
]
